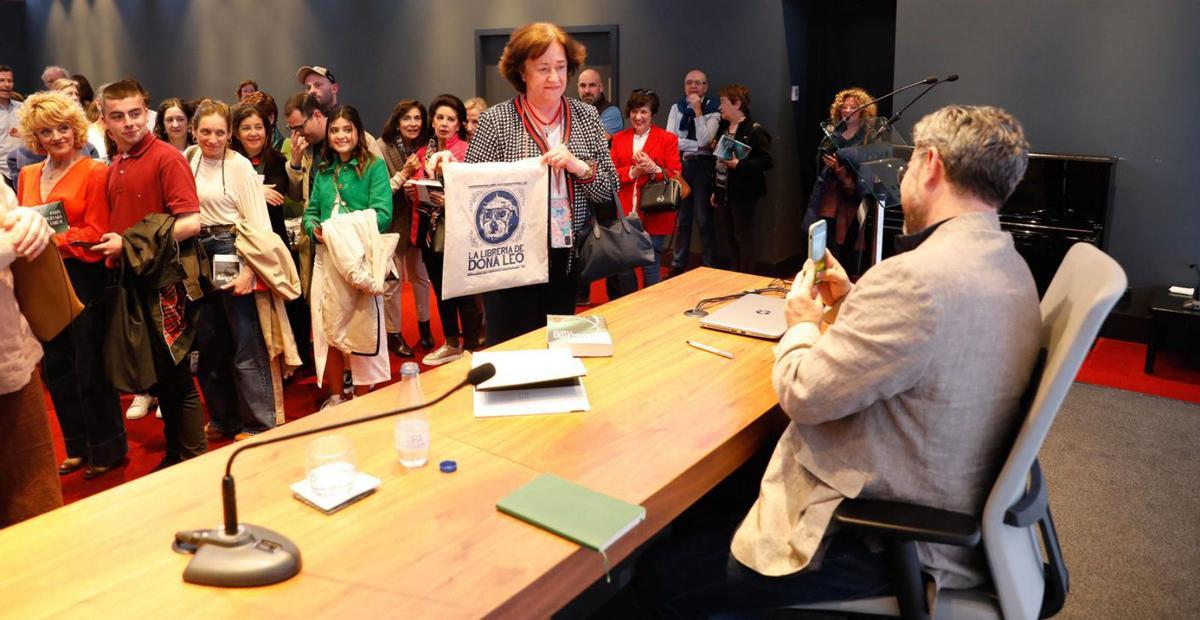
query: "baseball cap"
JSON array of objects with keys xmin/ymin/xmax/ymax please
[{"xmin": 297, "ymin": 66, "xmax": 337, "ymax": 84}]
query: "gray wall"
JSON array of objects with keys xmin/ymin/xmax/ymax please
[
  {"xmin": 20, "ymin": 0, "xmax": 807, "ymax": 265},
  {"xmin": 895, "ymin": 0, "xmax": 1200, "ymax": 290}
]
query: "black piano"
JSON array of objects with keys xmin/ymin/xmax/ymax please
[{"xmin": 879, "ymin": 151, "xmax": 1117, "ymax": 295}]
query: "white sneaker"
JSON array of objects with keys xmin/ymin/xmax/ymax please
[
  {"xmin": 422, "ymin": 344, "xmax": 465, "ymax": 366},
  {"xmin": 126, "ymin": 394, "xmax": 158, "ymax": 420},
  {"xmin": 319, "ymin": 395, "xmax": 347, "ymax": 411}
]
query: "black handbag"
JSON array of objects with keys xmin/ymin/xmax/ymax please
[
  {"xmin": 638, "ymin": 177, "xmax": 682, "ymax": 212},
  {"xmin": 577, "ymin": 193, "xmax": 656, "ymax": 282}
]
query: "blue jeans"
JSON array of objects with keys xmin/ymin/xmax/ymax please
[
  {"xmin": 642, "ymin": 234, "xmax": 668, "ymax": 286},
  {"xmin": 633, "ymin": 449, "xmax": 892, "ymax": 618},
  {"xmin": 672, "ymin": 156, "xmax": 718, "ymax": 270},
  {"xmin": 196, "ymin": 232, "xmax": 276, "ymax": 435}
]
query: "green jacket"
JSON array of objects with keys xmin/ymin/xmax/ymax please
[{"xmin": 303, "ymin": 156, "xmax": 392, "ymax": 239}]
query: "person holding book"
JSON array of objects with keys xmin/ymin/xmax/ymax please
[
  {"xmin": 712, "ymin": 84, "xmax": 772, "ymax": 274},
  {"xmin": 410, "ymin": 94, "xmax": 480, "ymax": 367},
  {"xmin": 609, "ymin": 89, "xmax": 681, "ymax": 292},
  {"xmin": 378, "ymin": 99, "xmax": 435, "ymax": 357},
  {"xmin": 464, "ymin": 22, "xmax": 619, "ymax": 345},
  {"xmin": 15, "ymin": 90, "xmax": 127, "ymax": 479},
  {"xmin": 185, "ymin": 98, "xmax": 278, "ymax": 440},
  {"xmin": 303, "ymin": 104, "xmax": 392, "ymax": 409}
]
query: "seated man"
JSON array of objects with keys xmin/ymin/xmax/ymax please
[{"xmin": 635, "ymin": 105, "xmax": 1040, "ymax": 616}]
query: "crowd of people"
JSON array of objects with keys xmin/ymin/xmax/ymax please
[
  {"xmin": 2, "ymin": 20, "xmax": 1043, "ymax": 619},
  {"xmin": 0, "ymin": 22, "xmax": 776, "ymax": 523}
]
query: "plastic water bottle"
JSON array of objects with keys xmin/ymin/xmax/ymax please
[{"xmin": 394, "ymin": 362, "xmax": 430, "ymax": 468}]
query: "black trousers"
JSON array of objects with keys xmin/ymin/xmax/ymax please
[
  {"xmin": 482, "ymin": 247, "xmax": 576, "ymax": 346},
  {"xmin": 42, "ymin": 259, "xmax": 127, "ymax": 466},
  {"xmin": 422, "ymin": 246, "xmax": 481, "ymax": 346}
]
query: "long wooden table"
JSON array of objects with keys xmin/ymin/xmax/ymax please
[{"xmin": 0, "ymin": 268, "xmax": 789, "ymax": 618}]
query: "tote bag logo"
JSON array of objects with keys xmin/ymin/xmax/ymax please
[{"xmin": 474, "ymin": 189, "xmax": 521, "ymax": 245}]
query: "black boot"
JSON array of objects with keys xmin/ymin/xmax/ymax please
[
  {"xmin": 388, "ymin": 333, "xmax": 414, "ymax": 358},
  {"xmin": 418, "ymin": 321, "xmax": 434, "ymax": 349}
]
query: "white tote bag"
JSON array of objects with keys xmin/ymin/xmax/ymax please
[{"xmin": 440, "ymin": 157, "xmax": 549, "ymax": 299}]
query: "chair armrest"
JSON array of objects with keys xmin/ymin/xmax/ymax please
[{"xmin": 835, "ymin": 499, "xmax": 981, "ymax": 547}]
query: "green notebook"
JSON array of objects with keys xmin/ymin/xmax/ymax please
[{"xmin": 497, "ymin": 474, "xmax": 646, "ymax": 556}]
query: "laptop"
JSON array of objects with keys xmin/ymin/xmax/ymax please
[{"xmin": 699, "ymin": 294, "xmax": 788, "ymax": 340}]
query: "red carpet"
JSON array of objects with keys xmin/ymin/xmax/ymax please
[
  {"xmin": 47, "ymin": 278, "xmax": 623, "ymax": 504},
  {"xmin": 1075, "ymin": 337, "xmax": 1200, "ymax": 405}
]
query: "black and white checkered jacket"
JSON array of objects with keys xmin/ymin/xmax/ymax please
[{"xmin": 465, "ymin": 96, "xmax": 618, "ymax": 237}]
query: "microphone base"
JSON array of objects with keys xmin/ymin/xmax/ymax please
[{"xmin": 177, "ymin": 524, "xmax": 301, "ymax": 587}]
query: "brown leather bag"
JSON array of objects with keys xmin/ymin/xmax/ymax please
[{"xmin": 11, "ymin": 246, "xmax": 84, "ymax": 342}]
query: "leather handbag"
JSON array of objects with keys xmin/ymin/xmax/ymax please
[
  {"xmin": 11, "ymin": 246, "xmax": 84, "ymax": 342},
  {"xmin": 638, "ymin": 176, "xmax": 682, "ymax": 212},
  {"xmin": 577, "ymin": 193, "xmax": 656, "ymax": 282}
]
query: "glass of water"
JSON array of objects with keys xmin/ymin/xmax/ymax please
[{"xmin": 306, "ymin": 435, "xmax": 357, "ymax": 497}]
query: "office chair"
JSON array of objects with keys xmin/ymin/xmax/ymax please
[{"xmin": 788, "ymin": 243, "xmax": 1127, "ymax": 620}]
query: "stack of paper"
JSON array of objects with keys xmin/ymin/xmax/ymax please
[{"xmin": 472, "ymin": 349, "xmax": 590, "ymax": 417}]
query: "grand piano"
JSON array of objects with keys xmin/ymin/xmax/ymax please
[{"xmin": 877, "ymin": 150, "xmax": 1117, "ymax": 295}]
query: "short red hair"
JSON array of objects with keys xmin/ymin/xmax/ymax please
[{"xmin": 498, "ymin": 22, "xmax": 586, "ymax": 94}]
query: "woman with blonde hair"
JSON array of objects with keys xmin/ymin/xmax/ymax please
[
  {"xmin": 185, "ymin": 98, "xmax": 279, "ymax": 440},
  {"xmin": 15, "ymin": 90, "xmax": 126, "ymax": 479},
  {"xmin": 805, "ymin": 87, "xmax": 877, "ymax": 272}
]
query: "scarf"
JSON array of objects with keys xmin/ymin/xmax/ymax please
[{"xmin": 675, "ymin": 95, "xmax": 720, "ymax": 141}]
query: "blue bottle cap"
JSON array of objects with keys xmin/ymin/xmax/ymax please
[{"xmin": 439, "ymin": 460, "xmax": 457, "ymax": 473}]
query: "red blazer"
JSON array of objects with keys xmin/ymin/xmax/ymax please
[{"xmin": 610, "ymin": 126, "xmax": 681, "ymax": 236}]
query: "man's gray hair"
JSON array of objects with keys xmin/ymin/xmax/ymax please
[
  {"xmin": 41, "ymin": 65, "xmax": 69, "ymax": 84},
  {"xmin": 912, "ymin": 105, "xmax": 1030, "ymax": 208}
]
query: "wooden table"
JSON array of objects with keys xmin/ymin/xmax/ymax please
[{"xmin": 0, "ymin": 268, "xmax": 789, "ymax": 618}]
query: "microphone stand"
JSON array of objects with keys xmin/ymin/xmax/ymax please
[
  {"xmin": 884, "ymin": 74, "xmax": 959, "ymax": 128},
  {"xmin": 171, "ymin": 363, "xmax": 497, "ymax": 587},
  {"xmin": 829, "ymin": 75, "xmax": 938, "ymax": 135}
]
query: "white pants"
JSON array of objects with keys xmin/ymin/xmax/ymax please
[{"xmin": 311, "ymin": 247, "xmax": 390, "ymax": 388}]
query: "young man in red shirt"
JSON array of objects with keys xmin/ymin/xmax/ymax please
[{"xmin": 93, "ymin": 79, "xmax": 206, "ymax": 469}]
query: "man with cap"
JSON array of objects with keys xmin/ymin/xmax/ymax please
[
  {"xmin": 296, "ymin": 65, "xmax": 340, "ymax": 114},
  {"xmin": 286, "ymin": 66, "xmax": 383, "ymax": 203}
]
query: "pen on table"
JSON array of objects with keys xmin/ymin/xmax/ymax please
[{"xmin": 687, "ymin": 340, "xmax": 734, "ymax": 359}]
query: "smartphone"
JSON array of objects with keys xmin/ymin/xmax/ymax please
[
  {"xmin": 808, "ymin": 220, "xmax": 827, "ymax": 282},
  {"xmin": 69, "ymin": 241, "xmax": 100, "ymax": 249}
]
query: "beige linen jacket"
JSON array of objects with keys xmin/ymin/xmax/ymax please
[{"xmin": 731, "ymin": 212, "xmax": 1041, "ymax": 590}]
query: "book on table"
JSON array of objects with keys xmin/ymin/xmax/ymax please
[
  {"xmin": 547, "ymin": 314, "xmax": 613, "ymax": 357},
  {"xmin": 471, "ymin": 349, "xmax": 590, "ymax": 417},
  {"xmin": 496, "ymin": 473, "xmax": 646, "ymax": 571}
]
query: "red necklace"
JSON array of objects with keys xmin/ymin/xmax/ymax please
[{"xmin": 524, "ymin": 96, "xmax": 563, "ymax": 128}]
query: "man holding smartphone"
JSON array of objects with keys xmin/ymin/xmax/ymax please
[{"xmin": 636, "ymin": 105, "xmax": 1041, "ymax": 615}]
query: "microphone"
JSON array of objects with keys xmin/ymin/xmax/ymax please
[
  {"xmin": 172, "ymin": 362, "xmax": 498, "ymax": 587},
  {"xmin": 829, "ymin": 75, "xmax": 938, "ymax": 135},
  {"xmin": 885, "ymin": 73, "xmax": 961, "ymax": 127}
]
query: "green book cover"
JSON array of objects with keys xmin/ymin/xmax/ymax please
[
  {"xmin": 497, "ymin": 474, "xmax": 646, "ymax": 553},
  {"xmin": 30, "ymin": 201, "xmax": 68, "ymax": 234}
]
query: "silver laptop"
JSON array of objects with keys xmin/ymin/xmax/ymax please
[{"xmin": 699, "ymin": 294, "xmax": 788, "ymax": 340}]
